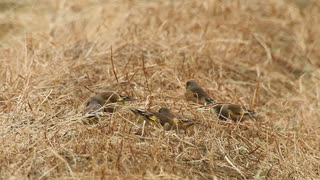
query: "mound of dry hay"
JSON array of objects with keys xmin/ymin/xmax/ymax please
[{"xmin": 0, "ymin": 0, "xmax": 319, "ymax": 179}]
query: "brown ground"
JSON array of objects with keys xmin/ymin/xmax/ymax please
[{"xmin": 0, "ymin": 0, "xmax": 319, "ymax": 179}]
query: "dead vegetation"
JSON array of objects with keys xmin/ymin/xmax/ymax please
[{"xmin": 0, "ymin": 0, "xmax": 319, "ymax": 179}]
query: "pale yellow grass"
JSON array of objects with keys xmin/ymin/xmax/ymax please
[{"xmin": 0, "ymin": 0, "xmax": 319, "ymax": 179}]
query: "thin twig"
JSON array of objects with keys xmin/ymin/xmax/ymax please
[
  {"xmin": 224, "ymin": 155, "xmax": 246, "ymax": 180},
  {"xmin": 142, "ymin": 55, "xmax": 152, "ymax": 95},
  {"xmin": 251, "ymin": 79, "xmax": 260, "ymax": 108},
  {"xmin": 110, "ymin": 46, "xmax": 119, "ymax": 83},
  {"xmin": 84, "ymin": 85, "xmax": 95, "ymax": 93},
  {"xmin": 110, "ymin": 46, "xmax": 130, "ymax": 95},
  {"xmin": 253, "ymin": 33, "xmax": 272, "ymax": 64},
  {"xmin": 48, "ymin": 147, "xmax": 75, "ymax": 179},
  {"xmin": 141, "ymin": 120, "xmax": 146, "ymax": 137}
]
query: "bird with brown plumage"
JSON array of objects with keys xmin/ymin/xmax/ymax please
[
  {"xmin": 83, "ymin": 91, "xmax": 136, "ymax": 124},
  {"xmin": 130, "ymin": 107, "xmax": 198, "ymax": 131},
  {"xmin": 213, "ymin": 103, "xmax": 256, "ymax": 122},
  {"xmin": 185, "ymin": 80, "xmax": 215, "ymax": 105}
]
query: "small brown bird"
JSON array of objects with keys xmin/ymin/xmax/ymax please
[
  {"xmin": 83, "ymin": 91, "xmax": 136, "ymax": 119},
  {"xmin": 130, "ymin": 107, "xmax": 197, "ymax": 131},
  {"xmin": 129, "ymin": 108, "xmax": 159, "ymax": 123},
  {"xmin": 158, "ymin": 107, "xmax": 197, "ymax": 131},
  {"xmin": 213, "ymin": 104, "xmax": 256, "ymax": 122},
  {"xmin": 185, "ymin": 80, "xmax": 214, "ymax": 105}
]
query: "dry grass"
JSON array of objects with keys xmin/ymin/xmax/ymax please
[{"xmin": 1, "ymin": 0, "xmax": 320, "ymax": 179}]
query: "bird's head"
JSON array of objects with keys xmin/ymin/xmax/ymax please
[
  {"xmin": 213, "ymin": 105, "xmax": 222, "ymax": 113},
  {"xmin": 186, "ymin": 80, "xmax": 200, "ymax": 90},
  {"xmin": 158, "ymin": 107, "xmax": 171, "ymax": 114}
]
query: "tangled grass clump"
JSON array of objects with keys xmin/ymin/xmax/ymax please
[{"xmin": 0, "ymin": 0, "xmax": 319, "ymax": 179}]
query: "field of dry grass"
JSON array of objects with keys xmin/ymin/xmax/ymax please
[{"xmin": 1, "ymin": 0, "xmax": 320, "ymax": 179}]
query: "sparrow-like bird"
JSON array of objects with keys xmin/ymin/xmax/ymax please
[
  {"xmin": 129, "ymin": 108, "xmax": 159, "ymax": 123},
  {"xmin": 158, "ymin": 107, "xmax": 196, "ymax": 130},
  {"xmin": 130, "ymin": 107, "xmax": 197, "ymax": 131},
  {"xmin": 185, "ymin": 80, "xmax": 214, "ymax": 105},
  {"xmin": 213, "ymin": 104, "xmax": 256, "ymax": 122},
  {"xmin": 83, "ymin": 91, "xmax": 136, "ymax": 120}
]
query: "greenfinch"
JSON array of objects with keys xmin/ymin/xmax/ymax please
[
  {"xmin": 158, "ymin": 107, "xmax": 196, "ymax": 130},
  {"xmin": 213, "ymin": 104, "xmax": 256, "ymax": 122},
  {"xmin": 185, "ymin": 80, "xmax": 214, "ymax": 105},
  {"xmin": 129, "ymin": 108, "xmax": 159, "ymax": 123},
  {"xmin": 83, "ymin": 91, "xmax": 136, "ymax": 120},
  {"xmin": 130, "ymin": 107, "xmax": 196, "ymax": 131}
]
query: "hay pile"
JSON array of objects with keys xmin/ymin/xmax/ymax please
[{"xmin": 0, "ymin": 0, "xmax": 319, "ymax": 179}]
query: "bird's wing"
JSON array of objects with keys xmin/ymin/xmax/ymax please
[
  {"xmin": 204, "ymin": 97, "xmax": 214, "ymax": 104},
  {"xmin": 130, "ymin": 109, "xmax": 159, "ymax": 122},
  {"xmin": 119, "ymin": 95, "xmax": 137, "ymax": 102}
]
